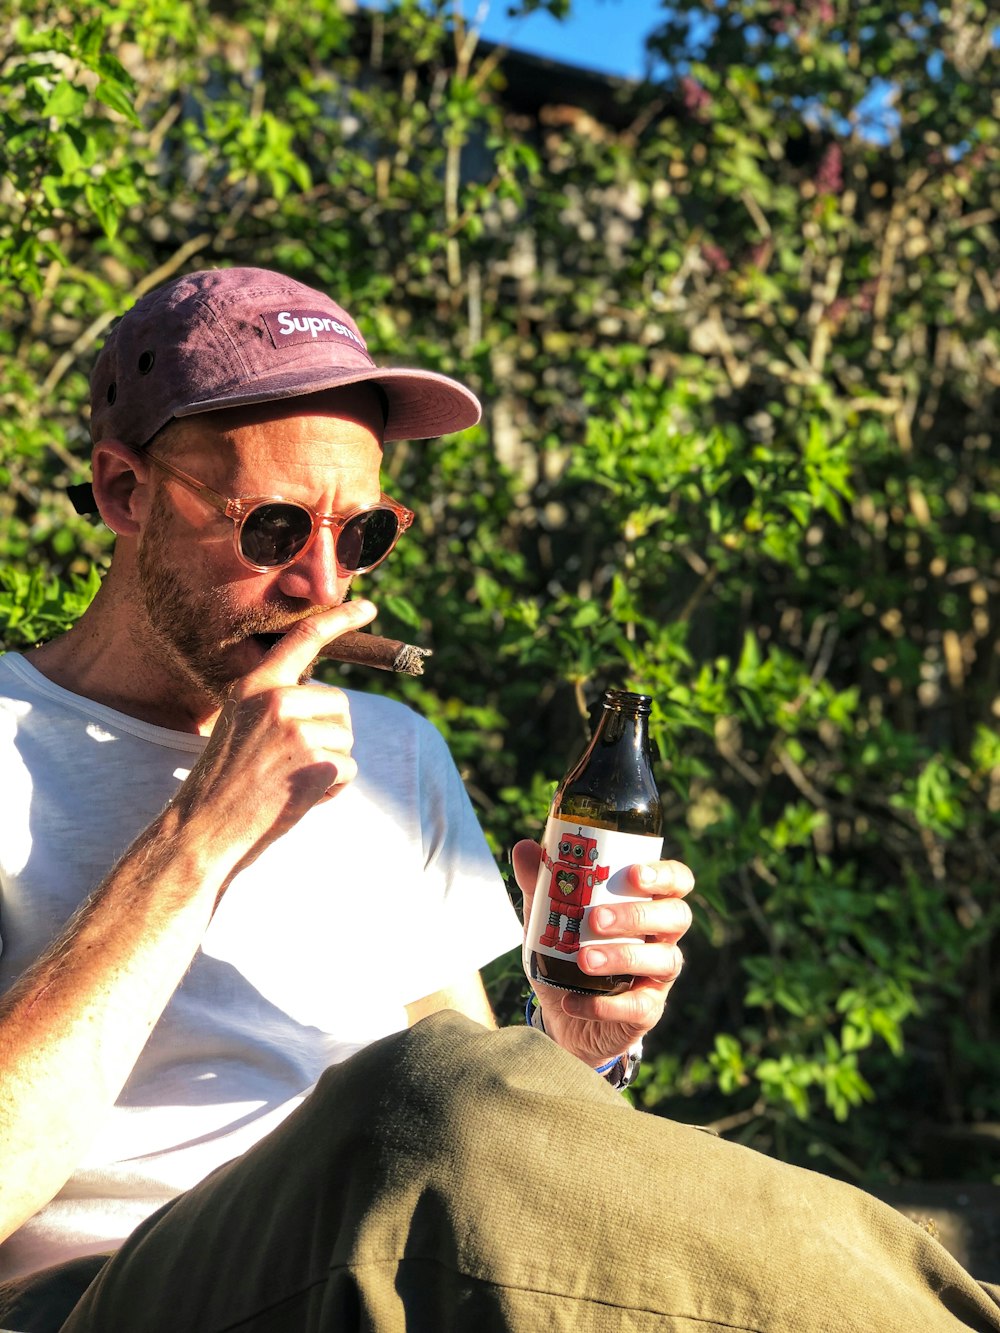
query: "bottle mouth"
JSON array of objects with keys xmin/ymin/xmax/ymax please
[{"xmin": 603, "ymin": 688, "xmax": 652, "ymax": 714}]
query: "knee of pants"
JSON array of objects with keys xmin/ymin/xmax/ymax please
[
  {"xmin": 305, "ymin": 1009, "xmax": 534, "ymax": 1146},
  {"xmin": 303, "ymin": 1007, "xmax": 624, "ymax": 1180}
]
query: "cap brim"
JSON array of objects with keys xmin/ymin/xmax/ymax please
[{"xmin": 177, "ymin": 365, "xmax": 481, "ymax": 441}]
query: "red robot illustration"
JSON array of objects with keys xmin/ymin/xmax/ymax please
[{"xmin": 537, "ymin": 829, "xmax": 610, "ymax": 954}]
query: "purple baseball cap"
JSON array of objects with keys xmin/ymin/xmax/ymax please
[{"xmin": 70, "ymin": 266, "xmax": 481, "ymax": 514}]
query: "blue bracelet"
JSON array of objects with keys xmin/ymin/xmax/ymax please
[
  {"xmin": 524, "ymin": 991, "xmax": 546, "ymax": 1033},
  {"xmin": 524, "ymin": 992, "xmax": 620, "ymax": 1075}
]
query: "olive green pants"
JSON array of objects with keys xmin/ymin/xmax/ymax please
[{"xmin": 12, "ymin": 1012, "xmax": 1000, "ymax": 1331}]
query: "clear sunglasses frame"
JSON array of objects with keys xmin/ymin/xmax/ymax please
[{"xmin": 136, "ymin": 447, "xmax": 414, "ymax": 575}]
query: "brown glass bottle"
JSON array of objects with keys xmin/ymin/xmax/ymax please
[{"xmin": 526, "ymin": 689, "xmax": 663, "ymax": 996}]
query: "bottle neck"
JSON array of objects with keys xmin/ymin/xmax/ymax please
[
  {"xmin": 594, "ymin": 709, "xmax": 647, "ymax": 750},
  {"xmin": 557, "ymin": 689, "xmax": 661, "ymax": 832},
  {"xmin": 593, "ymin": 691, "xmax": 652, "ymax": 750}
]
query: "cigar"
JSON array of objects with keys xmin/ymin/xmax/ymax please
[{"xmin": 319, "ymin": 631, "xmax": 432, "ymax": 676}]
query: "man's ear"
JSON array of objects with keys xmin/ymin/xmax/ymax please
[{"xmin": 91, "ymin": 441, "xmax": 152, "ymax": 536}]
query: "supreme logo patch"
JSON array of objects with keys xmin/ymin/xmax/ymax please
[{"xmin": 262, "ymin": 308, "xmax": 371, "ymax": 357}]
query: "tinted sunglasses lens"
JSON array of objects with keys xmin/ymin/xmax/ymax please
[
  {"xmin": 241, "ymin": 503, "xmax": 313, "ymax": 567},
  {"xmin": 337, "ymin": 508, "xmax": 400, "ymax": 571}
]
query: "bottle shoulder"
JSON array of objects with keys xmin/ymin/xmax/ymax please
[{"xmin": 553, "ymin": 789, "xmax": 662, "ymax": 836}]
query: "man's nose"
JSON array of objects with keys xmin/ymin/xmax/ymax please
[{"xmin": 274, "ymin": 524, "xmax": 349, "ymax": 605}]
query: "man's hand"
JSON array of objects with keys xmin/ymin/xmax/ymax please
[
  {"xmin": 171, "ymin": 598, "xmax": 378, "ymax": 880},
  {"xmin": 512, "ymin": 839, "xmax": 694, "ymax": 1070}
]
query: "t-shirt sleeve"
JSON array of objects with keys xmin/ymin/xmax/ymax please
[{"xmin": 402, "ymin": 716, "xmax": 524, "ymax": 1003}]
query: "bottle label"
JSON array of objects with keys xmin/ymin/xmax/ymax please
[{"xmin": 526, "ymin": 816, "xmax": 663, "ymax": 961}]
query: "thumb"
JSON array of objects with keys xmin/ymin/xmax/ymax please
[{"xmin": 511, "ymin": 838, "xmax": 542, "ymax": 920}]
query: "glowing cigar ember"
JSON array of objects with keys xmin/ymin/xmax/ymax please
[{"xmin": 319, "ymin": 632, "xmax": 432, "ymax": 676}]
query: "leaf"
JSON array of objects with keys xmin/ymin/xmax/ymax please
[
  {"xmin": 735, "ymin": 630, "xmax": 760, "ymax": 683},
  {"xmin": 570, "ymin": 603, "xmax": 602, "ymax": 629},
  {"xmin": 42, "ymin": 80, "xmax": 86, "ymax": 119},
  {"xmin": 94, "ymin": 78, "xmax": 141, "ymax": 126},
  {"xmin": 54, "ymin": 131, "xmax": 82, "ymax": 173},
  {"xmin": 380, "ymin": 595, "xmax": 423, "ymax": 631},
  {"xmin": 84, "ymin": 180, "xmax": 120, "ymax": 237}
]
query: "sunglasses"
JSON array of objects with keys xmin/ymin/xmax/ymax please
[{"xmin": 138, "ymin": 449, "xmax": 414, "ymax": 574}]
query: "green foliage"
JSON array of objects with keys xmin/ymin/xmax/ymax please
[
  {"xmin": 0, "ymin": 0, "xmax": 997, "ymax": 1183},
  {"xmin": 0, "ymin": 566, "xmax": 102, "ymax": 644}
]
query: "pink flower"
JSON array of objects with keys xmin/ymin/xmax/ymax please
[
  {"xmin": 680, "ymin": 75, "xmax": 712, "ymax": 117},
  {"xmin": 701, "ymin": 242, "xmax": 730, "ymax": 274},
  {"xmin": 815, "ymin": 143, "xmax": 843, "ymax": 195}
]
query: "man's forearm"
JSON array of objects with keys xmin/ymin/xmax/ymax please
[{"xmin": 0, "ymin": 803, "xmax": 228, "ymax": 1242}]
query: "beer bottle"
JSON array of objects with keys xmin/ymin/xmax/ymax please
[{"xmin": 526, "ymin": 689, "xmax": 663, "ymax": 996}]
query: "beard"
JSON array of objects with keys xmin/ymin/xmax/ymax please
[{"xmin": 135, "ymin": 491, "xmax": 334, "ymax": 702}]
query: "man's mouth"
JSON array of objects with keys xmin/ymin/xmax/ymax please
[{"xmin": 250, "ymin": 632, "xmax": 286, "ymax": 651}]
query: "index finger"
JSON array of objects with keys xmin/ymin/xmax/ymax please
[
  {"xmin": 627, "ymin": 859, "xmax": 695, "ymax": 898},
  {"xmin": 247, "ymin": 599, "xmax": 378, "ymax": 689}
]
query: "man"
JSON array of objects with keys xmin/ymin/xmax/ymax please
[
  {"xmin": 0, "ymin": 267, "xmax": 693, "ymax": 1326},
  {"xmin": 3, "ymin": 269, "xmax": 996, "ymax": 1333}
]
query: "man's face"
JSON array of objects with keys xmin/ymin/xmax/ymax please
[{"xmin": 134, "ymin": 386, "xmax": 387, "ymax": 703}]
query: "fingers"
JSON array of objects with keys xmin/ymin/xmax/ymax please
[
  {"xmin": 626, "ymin": 858, "xmax": 696, "ymax": 899},
  {"xmin": 314, "ymin": 752, "xmax": 359, "ymax": 801},
  {"xmin": 169, "ymin": 604, "xmax": 381, "ymax": 877},
  {"xmin": 558, "ymin": 976, "xmax": 675, "ymax": 1027},
  {"xmin": 516, "ymin": 849, "xmax": 694, "ymax": 950},
  {"xmin": 522, "ymin": 853, "xmax": 695, "ymax": 1049},
  {"xmin": 576, "ymin": 936, "xmax": 685, "ymax": 985},
  {"xmin": 586, "ymin": 890, "xmax": 693, "ymax": 946},
  {"xmin": 193, "ymin": 637, "xmax": 363, "ymax": 826},
  {"xmin": 575, "ymin": 899, "xmax": 687, "ymax": 994},
  {"xmin": 201, "ymin": 682, "xmax": 356, "ymax": 785},
  {"xmin": 515, "ymin": 849, "xmax": 694, "ymax": 907},
  {"xmin": 574, "ymin": 864, "xmax": 691, "ymax": 986},
  {"xmin": 240, "ymin": 598, "xmax": 378, "ymax": 693}
]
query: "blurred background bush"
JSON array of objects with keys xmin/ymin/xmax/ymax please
[{"xmin": 1, "ymin": 0, "xmax": 997, "ymax": 1184}]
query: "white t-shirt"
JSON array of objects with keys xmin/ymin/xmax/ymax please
[{"xmin": 0, "ymin": 652, "xmax": 523, "ymax": 1280}]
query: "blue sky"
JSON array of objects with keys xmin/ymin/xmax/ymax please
[
  {"xmin": 458, "ymin": 0, "xmax": 660, "ymax": 79},
  {"xmin": 360, "ymin": 1, "xmax": 662, "ymax": 80}
]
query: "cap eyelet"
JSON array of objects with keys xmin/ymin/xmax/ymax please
[
  {"xmin": 137, "ymin": 350, "xmax": 156, "ymax": 375},
  {"xmin": 106, "ymin": 383, "xmax": 117, "ymax": 404}
]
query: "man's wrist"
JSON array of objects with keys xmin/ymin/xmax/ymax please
[
  {"xmin": 524, "ymin": 992, "xmax": 642, "ymax": 1090},
  {"xmin": 525, "ymin": 991, "xmax": 545, "ymax": 1032},
  {"xmin": 594, "ymin": 1044, "xmax": 642, "ymax": 1091}
]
